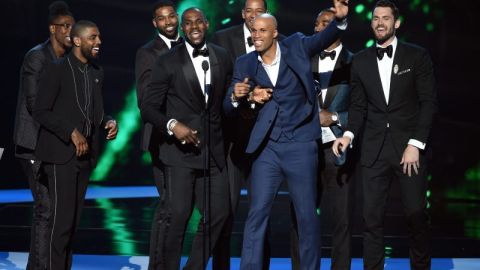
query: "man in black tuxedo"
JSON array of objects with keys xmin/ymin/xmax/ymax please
[
  {"xmin": 134, "ymin": 1, "xmax": 183, "ymax": 268},
  {"xmin": 33, "ymin": 20, "xmax": 118, "ymax": 270},
  {"xmin": 141, "ymin": 7, "xmax": 232, "ymax": 270},
  {"xmin": 12, "ymin": 2, "xmax": 74, "ymax": 269},
  {"xmin": 290, "ymin": 8, "xmax": 355, "ymax": 270},
  {"xmin": 333, "ymin": 1, "xmax": 437, "ymax": 269}
]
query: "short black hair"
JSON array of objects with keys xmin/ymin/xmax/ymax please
[
  {"xmin": 71, "ymin": 20, "xmax": 97, "ymax": 39},
  {"xmin": 373, "ymin": 0, "xmax": 400, "ymax": 21},
  {"xmin": 152, "ymin": 0, "xmax": 176, "ymax": 18},
  {"xmin": 181, "ymin": 7, "xmax": 207, "ymax": 24},
  {"xmin": 48, "ymin": 1, "xmax": 73, "ymax": 24},
  {"xmin": 243, "ymin": 0, "xmax": 268, "ymax": 11}
]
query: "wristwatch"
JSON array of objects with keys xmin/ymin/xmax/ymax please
[{"xmin": 331, "ymin": 112, "xmax": 338, "ymax": 122}]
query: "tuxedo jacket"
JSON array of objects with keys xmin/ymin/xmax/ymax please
[
  {"xmin": 211, "ymin": 24, "xmax": 287, "ymax": 61},
  {"xmin": 347, "ymin": 41, "xmax": 437, "ymax": 167},
  {"xmin": 13, "ymin": 39, "xmax": 57, "ymax": 156},
  {"xmin": 141, "ymin": 43, "xmax": 233, "ymax": 169},
  {"xmin": 224, "ymin": 20, "xmax": 342, "ymax": 154},
  {"xmin": 33, "ymin": 54, "xmax": 109, "ymax": 165},
  {"xmin": 135, "ymin": 35, "xmax": 173, "ymax": 151},
  {"xmin": 312, "ymin": 47, "xmax": 353, "ymax": 165}
]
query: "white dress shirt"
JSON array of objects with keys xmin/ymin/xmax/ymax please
[
  {"xmin": 158, "ymin": 33, "xmax": 180, "ymax": 50},
  {"xmin": 318, "ymin": 43, "xmax": 343, "ymax": 104},
  {"xmin": 258, "ymin": 42, "xmax": 281, "ymax": 87}
]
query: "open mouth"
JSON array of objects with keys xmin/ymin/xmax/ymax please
[
  {"xmin": 190, "ymin": 31, "xmax": 201, "ymax": 39},
  {"xmin": 92, "ymin": 47, "xmax": 100, "ymax": 55},
  {"xmin": 166, "ymin": 26, "xmax": 175, "ymax": 32}
]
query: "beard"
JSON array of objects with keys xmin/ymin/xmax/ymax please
[
  {"xmin": 81, "ymin": 46, "xmax": 98, "ymax": 61},
  {"xmin": 375, "ymin": 26, "xmax": 395, "ymax": 45}
]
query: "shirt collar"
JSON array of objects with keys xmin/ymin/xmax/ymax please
[
  {"xmin": 185, "ymin": 41, "xmax": 207, "ymax": 57},
  {"xmin": 243, "ymin": 23, "xmax": 251, "ymax": 45},
  {"xmin": 257, "ymin": 42, "xmax": 281, "ymax": 66},
  {"xmin": 158, "ymin": 32, "xmax": 180, "ymax": 49}
]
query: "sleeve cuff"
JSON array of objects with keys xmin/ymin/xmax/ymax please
[
  {"xmin": 336, "ymin": 18, "xmax": 348, "ymax": 30},
  {"xmin": 343, "ymin": 131, "xmax": 354, "ymax": 144},
  {"xmin": 408, "ymin": 139, "xmax": 426, "ymax": 150}
]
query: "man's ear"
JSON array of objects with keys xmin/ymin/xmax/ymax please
[
  {"xmin": 273, "ymin": 29, "xmax": 278, "ymax": 39},
  {"xmin": 49, "ymin": 25, "xmax": 55, "ymax": 35},
  {"xmin": 394, "ymin": 18, "xmax": 401, "ymax": 30},
  {"xmin": 152, "ymin": 19, "xmax": 157, "ymax": 29},
  {"xmin": 73, "ymin": 36, "xmax": 81, "ymax": 47}
]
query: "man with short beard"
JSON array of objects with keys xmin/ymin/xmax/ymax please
[
  {"xmin": 33, "ymin": 20, "xmax": 118, "ymax": 270},
  {"xmin": 13, "ymin": 1, "xmax": 74, "ymax": 269},
  {"xmin": 141, "ymin": 7, "xmax": 232, "ymax": 270},
  {"xmin": 134, "ymin": 1, "xmax": 183, "ymax": 268},
  {"xmin": 333, "ymin": 1, "xmax": 437, "ymax": 269}
]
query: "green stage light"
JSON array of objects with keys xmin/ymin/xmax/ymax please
[
  {"xmin": 365, "ymin": 39, "xmax": 375, "ymax": 48},
  {"xmin": 355, "ymin": 4, "xmax": 365, "ymax": 14},
  {"xmin": 222, "ymin": 18, "xmax": 232, "ymax": 25},
  {"xmin": 426, "ymin": 23, "xmax": 434, "ymax": 32},
  {"xmin": 91, "ymin": 88, "xmax": 141, "ymax": 181}
]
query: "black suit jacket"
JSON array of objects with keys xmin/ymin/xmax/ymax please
[
  {"xmin": 13, "ymin": 39, "xmax": 57, "ymax": 158},
  {"xmin": 347, "ymin": 41, "xmax": 437, "ymax": 166},
  {"xmin": 33, "ymin": 53, "xmax": 108, "ymax": 165},
  {"xmin": 135, "ymin": 35, "xmax": 171, "ymax": 151},
  {"xmin": 141, "ymin": 43, "xmax": 233, "ymax": 169}
]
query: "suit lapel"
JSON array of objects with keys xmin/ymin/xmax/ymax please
[
  {"xmin": 233, "ymin": 25, "xmax": 247, "ymax": 58},
  {"xmin": 389, "ymin": 42, "xmax": 406, "ymax": 104},
  {"xmin": 324, "ymin": 48, "xmax": 348, "ymax": 108},
  {"xmin": 282, "ymin": 44, "xmax": 315, "ymax": 103},
  {"xmin": 179, "ymin": 45, "xmax": 205, "ymax": 110},
  {"xmin": 153, "ymin": 35, "xmax": 168, "ymax": 54},
  {"xmin": 207, "ymin": 44, "xmax": 220, "ymax": 109},
  {"xmin": 251, "ymin": 52, "xmax": 274, "ymax": 88},
  {"xmin": 368, "ymin": 47, "xmax": 388, "ymax": 106}
]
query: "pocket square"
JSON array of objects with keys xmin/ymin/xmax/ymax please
[
  {"xmin": 95, "ymin": 78, "xmax": 99, "ymax": 83},
  {"xmin": 397, "ymin": 68, "xmax": 411, "ymax": 75}
]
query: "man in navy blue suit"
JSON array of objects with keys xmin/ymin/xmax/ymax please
[{"xmin": 223, "ymin": 1, "xmax": 349, "ymax": 269}]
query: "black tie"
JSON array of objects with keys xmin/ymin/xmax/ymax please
[
  {"xmin": 170, "ymin": 37, "xmax": 183, "ymax": 48},
  {"xmin": 319, "ymin": 50, "xmax": 336, "ymax": 60},
  {"xmin": 193, "ymin": 47, "xmax": 209, "ymax": 58},
  {"xmin": 376, "ymin": 45, "xmax": 393, "ymax": 60},
  {"xmin": 247, "ymin": 36, "xmax": 254, "ymax": 47}
]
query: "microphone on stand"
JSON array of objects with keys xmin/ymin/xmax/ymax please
[{"xmin": 201, "ymin": 59, "xmax": 210, "ymax": 267}]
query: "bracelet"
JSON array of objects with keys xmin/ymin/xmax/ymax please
[{"xmin": 168, "ymin": 119, "xmax": 178, "ymax": 132}]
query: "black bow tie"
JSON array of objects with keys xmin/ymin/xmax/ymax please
[
  {"xmin": 319, "ymin": 50, "xmax": 336, "ymax": 60},
  {"xmin": 193, "ymin": 47, "xmax": 209, "ymax": 58},
  {"xmin": 247, "ymin": 36, "xmax": 254, "ymax": 47},
  {"xmin": 170, "ymin": 37, "xmax": 183, "ymax": 48},
  {"xmin": 376, "ymin": 45, "xmax": 393, "ymax": 60}
]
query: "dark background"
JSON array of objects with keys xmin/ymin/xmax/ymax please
[{"xmin": 0, "ymin": 0, "xmax": 479, "ymax": 245}]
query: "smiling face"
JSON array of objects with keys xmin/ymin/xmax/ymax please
[
  {"xmin": 251, "ymin": 15, "xmax": 278, "ymax": 54},
  {"xmin": 242, "ymin": 0, "xmax": 266, "ymax": 31},
  {"xmin": 50, "ymin": 15, "xmax": 75, "ymax": 48},
  {"xmin": 152, "ymin": 5, "xmax": 178, "ymax": 39},
  {"xmin": 371, "ymin": 6, "xmax": 400, "ymax": 45},
  {"xmin": 181, "ymin": 8, "xmax": 209, "ymax": 47},
  {"xmin": 74, "ymin": 26, "xmax": 101, "ymax": 61}
]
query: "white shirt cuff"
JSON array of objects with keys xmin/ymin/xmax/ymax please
[
  {"xmin": 408, "ymin": 139, "xmax": 426, "ymax": 150},
  {"xmin": 336, "ymin": 18, "xmax": 348, "ymax": 30},
  {"xmin": 232, "ymin": 101, "xmax": 239, "ymax": 108},
  {"xmin": 343, "ymin": 131, "xmax": 354, "ymax": 144}
]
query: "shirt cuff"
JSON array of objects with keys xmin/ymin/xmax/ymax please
[
  {"xmin": 408, "ymin": 139, "xmax": 426, "ymax": 150},
  {"xmin": 336, "ymin": 18, "xmax": 348, "ymax": 30},
  {"xmin": 166, "ymin": 119, "xmax": 177, "ymax": 135},
  {"xmin": 343, "ymin": 131, "xmax": 354, "ymax": 144}
]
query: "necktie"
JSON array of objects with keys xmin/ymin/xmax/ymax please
[
  {"xmin": 376, "ymin": 45, "xmax": 393, "ymax": 60},
  {"xmin": 247, "ymin": 36, "xmax": 254, "ymax": 47},
  {"xmin": 319, "ymin": 50, "xmax": 336, "ymax": 60},
  {"xmin": 170, "ymin": 37, "xmax": 183, "ymax": 48},
  {"xmin": 193, "ymin": 47, "xmax": 209, "ymax": 58}
]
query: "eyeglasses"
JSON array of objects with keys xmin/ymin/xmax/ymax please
[{"xmin": 52, "ymin": 23, "xmax": 72, "ymax": 29}]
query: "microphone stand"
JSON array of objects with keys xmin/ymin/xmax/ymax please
[{"xmin": 201, "ymin": 60, "xmax": 210, "ymax": 268}]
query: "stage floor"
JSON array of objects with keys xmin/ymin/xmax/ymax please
[{"xmin": 1, "ymin": 184, "xmax": 479, "ymax": 268}]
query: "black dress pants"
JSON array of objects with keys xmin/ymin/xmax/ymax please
[
  {"xmin": 42, "ymin": 157, "xmax": 91, "ymax": 270},
  {"xmin": 362, "ymin": 133, "xmax": 430, "ymax": 270},
  {"xmin": 19, "ymin": 158, "xmax": 50, "ymax": 270},
  {"xmin": 148, "ymin": 163, "xmax": 229, "ymax": 270}
]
